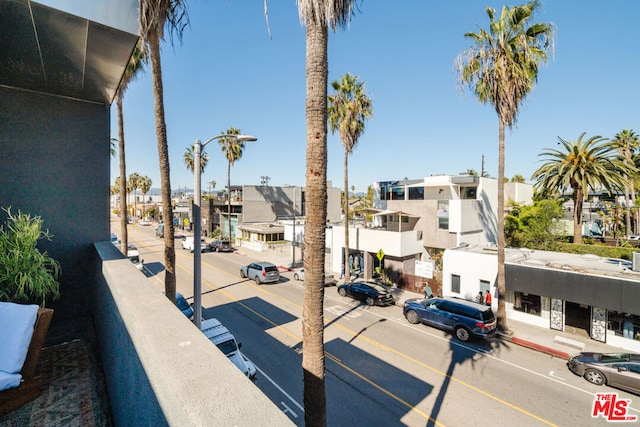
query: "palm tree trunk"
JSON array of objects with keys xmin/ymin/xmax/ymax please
[
  {"xmin": 496, "ymin": 120, "xmax": 508, "ymax": 333},
  {"xmin": 343, "ymin": 146, "xmax": 350, "ymax": 283},
  {"xmin": 573, "ymin": 188, "xmax": 584, "ymax": 245},
  {"xmin": 302, "ymin": 18, "xmax": 328, "ymax": 427},
  {"xmin": 149, "ymin": 33, "xmax": 176, "ymax": 304},
  {"xmin": 117, "ymin": 96, "xmax": 128, "ymax": 255},
  {"xmin": 227, "ymin": 161, "xmax": 232, "ymax": 241}
]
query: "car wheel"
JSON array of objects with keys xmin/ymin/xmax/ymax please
[
  {"xmin": 405, "ymin": 310, "xmax": 419, "ymax": 324},
  {"xmin": 365, "ymin": 297, "xmax": 375, "ymax": 306},
  {"xmin": 584, "ymin": 369, "xmax": 606, "ymax": 386},
  {"xmin": 240, "ymin": 270, "xmax": 246, "ymax": 278},
  {"xmin": 338, "ymin": 288, "xmax": 347, "ymax": 297},
  {"xmin": 255, "ymin": 276, "xmax": 261, "ymax": 285},
  {"xmin": 294, "ymin": 273, "xmax": 300, "ymax": 281},
  {"xmin": 454, "ymin": 326, "xmax": 471, "ymax": 342}
]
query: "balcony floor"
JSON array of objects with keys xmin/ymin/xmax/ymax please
[{"xmin": 0, "ymin": 316, "xmax": 112, "ymax": 426}]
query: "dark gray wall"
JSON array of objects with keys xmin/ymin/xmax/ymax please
[{"xmin": 0, "ymin": 87, "xmax": 110, "ymax": 322}]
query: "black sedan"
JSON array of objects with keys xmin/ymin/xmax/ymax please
[
  {"xmin": 567, "ymin": 352, "xmax": 640, "ymax": 395},
  {"xmin": 337, "ymin": 280, "xmax": 394, "ymax": 306}
]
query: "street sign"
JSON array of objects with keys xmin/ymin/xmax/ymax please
[{"xmin": 376, "ymin": 249, "xmax": 385, "ymax": 261}]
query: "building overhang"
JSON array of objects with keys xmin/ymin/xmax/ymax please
[{"xmin": 0, "ymin": 0, "xmax": 139, "ymax": 105}]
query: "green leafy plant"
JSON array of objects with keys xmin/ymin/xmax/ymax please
[{"xmin": 0, "ymin": 207, "xmax": 60, "ymax": 307}]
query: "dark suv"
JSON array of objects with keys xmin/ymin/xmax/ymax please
[{"xmin": 403, "ymin": 296, "xmax": 496, "ymax": 341}]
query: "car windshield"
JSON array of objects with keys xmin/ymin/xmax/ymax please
[
  {"xmin": 216, "ymin": 338, "xmax": 238, "ymax": 355},
  {"xmin": 596, "ymin": 353, "xmax": 631, "ymax": 363}
]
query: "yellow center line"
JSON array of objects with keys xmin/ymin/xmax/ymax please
[{"xmin": 172, "ymin": 255, "xmax": 555, "ymax": 426}]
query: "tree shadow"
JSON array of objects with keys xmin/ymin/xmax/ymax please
[{"xmin": 427, "ymin": 336, "xmax": 510, "ymax": 426}]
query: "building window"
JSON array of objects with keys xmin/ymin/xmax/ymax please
[
  {"xmin": 451, "ymin": 274, "xmax": 460, "ymax": 293},
  {"xmin": 479, "ymin": 280, "xmax": 490, "ymax": 293},
  {"xmin": 390, "ymin": 186, "xmax": 405, "ymax": 200},
  {"xmin": 514, "ymin": 291, "xmax": 541, "ymax": 316},
  {"xmin": 408, "ymin": 187, "xmax": 424, "ymax": 200},
  {"xmin": 437, "ymin": 200, "xmax": 449, "ymax": 230},
  {"xmin": 608, "ymin": 312, "xmax": 640, "ymax": 341},
  {"xmin": 461, "ymin": 187, "xmax": 477, "ymax": 199}
]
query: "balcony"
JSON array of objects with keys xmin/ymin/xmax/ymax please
[{"xmin": 1, "ymin": 242, "xmax": 292, "ymax": 426}]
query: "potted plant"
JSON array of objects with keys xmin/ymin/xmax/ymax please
[
  {"xmin": 0, "ymin": 207, "xmax": 60, "ymax": 307},
  {"xmin": 0, "ymin": 207, "xmax": 59, "ymax": 415}
]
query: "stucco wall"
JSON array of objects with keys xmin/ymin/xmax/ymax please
[{"xmin": 0, "ymin": 87, "xmax": 109, "ymax": 322}]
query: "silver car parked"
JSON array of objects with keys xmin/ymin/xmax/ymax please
[{"xmin": 240, "ymin": 262, "xmax": 280, "ymax": 285}]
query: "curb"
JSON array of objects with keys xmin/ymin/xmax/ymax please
[{"xmin": 498, "ymin": 332, "xmax": 570, "ymax": 360}]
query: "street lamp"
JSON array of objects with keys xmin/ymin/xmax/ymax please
[{"xmin": 193, "ymin": 133, "xmax": 257, "ymax": 329}]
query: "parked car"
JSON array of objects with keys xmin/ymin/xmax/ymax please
[
  {"xmin": 209, "ymin": 239, "xmax": 232, "ymax": 252},
  {"xmin": 127, "ymin": 246, "xmax": 143, "ymax": 271},
  {"xmin": 182, "ymin": 236, "xmax": 207, "ymax": 253},
  {"xmin": 293, "ymin": 268, "xmax": 337, "ymax": 286},
  {"xmin": 403, "ymin": 296, "xmax": 497, "ymax": 342},
  {"xmin": 567, "ymin": 352, "xmax": 640, "ymax": 395},
  {"xmin": 240, "ymin": 262, "xmax": 280, "ymax": 285},
  {"xmin": 201, "ymin": 318, "xmax": 257, "ymax": 381},
  {"xmin": 139, "ymin": 220, "xmax": 151, "ymax": 226},
  {"xmin": 110, "ymin": 233, "xmax": 119, "ymax": 247},
  {"xmin": 175, "ymin": 293, "xmax": 193, "ymax": 318},
  {"xmin": 337, "ymin": 280, "xmax": 394, "ymax": 306}
]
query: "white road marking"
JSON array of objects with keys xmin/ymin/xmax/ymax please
[
  {"xmin": 549, "ymin": 370, "xmax": 565, "ymax": 381},
  {"xmin": 255, "ymin": 365, "xmax": 304, "ymax": 415}
]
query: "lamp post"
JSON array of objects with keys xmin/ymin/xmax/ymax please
[{"xmin": 193, "ymin": 133, "xmax": 257, "ymax": 329}]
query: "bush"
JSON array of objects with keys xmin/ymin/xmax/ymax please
[
  {"xmin": 555, "ymin": 242, "xmax": 639, "ymax": 261},
  {"xmin": 0, "ymin": 208, "xmax": 61, "ymax": 307}
]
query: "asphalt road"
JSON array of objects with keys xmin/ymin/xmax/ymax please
[{"xmin": 115, "ymin": 220, "xmax": 640, "ymax": 426}]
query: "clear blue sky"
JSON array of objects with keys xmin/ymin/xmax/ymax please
[{"xmin": 111, "ymin": 0, "xmax": 640, "ymax": 194}]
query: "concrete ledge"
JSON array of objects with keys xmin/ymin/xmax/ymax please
[
  {"xmin": 94, "ymin": 242, "xmax": 293, "ymax": 427},
  {"xmin": 553, "ymin": 335, "xmax": 586, "ymax": 352}
]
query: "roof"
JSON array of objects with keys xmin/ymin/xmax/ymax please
[{"xmin": 448, "ymin": 244, "xmax": 640, "ymax": 282}]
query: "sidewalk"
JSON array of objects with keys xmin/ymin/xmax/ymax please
[{"xmin": 233, "ymin": 244, "xmax": 627, "ymax": 360}]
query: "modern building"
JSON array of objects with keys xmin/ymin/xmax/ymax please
[
  {"xmin": 326, "ymin": 175, "xmax": 533, "ymax": 293},
  {"xmin": 442, "ymin": 244, "xmax": 640, "ymax": 353}
]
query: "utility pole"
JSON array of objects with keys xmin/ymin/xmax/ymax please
[
  {"xmin": 481, "ymin": 154, "xmax": 485, "ymax": 178},
  {"xmin": 260, "ymin": 176, "xmax": 270, "ymax": 186}
]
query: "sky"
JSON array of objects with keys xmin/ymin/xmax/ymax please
[{"xmin": 111, "ymin": 0, "xmax": 640, "ymax": 195}]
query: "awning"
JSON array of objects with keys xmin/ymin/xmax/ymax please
[{"xmin": 373, "ymin": 209, "xmax": 420, "ymax": 218}]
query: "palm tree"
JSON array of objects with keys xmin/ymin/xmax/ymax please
[
  {"xmin": 184, "ymin": 144, "xmax": 210, "ymax": 174},
  {"xmin": 328, "ymin": 73, "xmax": 373, "ymax": 283},
  {"xmin": 511, "ymin": 174, "xmax": 526, "ymax": 183},
  {"xmin": 139, "ymin": 0, "xmax": 189, "ymax": 304},
  {"xmin": 219, "ymin": 127, "xmax": 243, "ymax": 241},
  {"xmin": 611, "ymin": 129, "xmax": 640, "ymax": 234},
  {"xmin": 208, "ymin": 180, "xmax": 216, "ymax": 197},
  {"xmin": 455, "ymin": 0, "xmax": 554, "ymax": 333},
  {"xmin": 115, "ymin": 40, "xmax": 147, "ymax": 254},
  {"xmin": 532, "ymin": 133, "xmax": 631, "ymax": 244},
  {"xmin": 110, "ymin": 137, "xmax": 117, "ymax": 158},
  {"xmin": 297, "ymin": 1, "xmax": 357, "ymax": 425},
  {"xmin": 128, "ymin": 172, "xmax": 141, "ymax": 220},
  {"xmin": 139, "ymin": 176, "xmax": 152, "ymax": 219}
]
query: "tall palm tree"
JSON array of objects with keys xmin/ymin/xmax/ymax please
[
  {"xmin": 219, "ymin": 127, "xmax": 243, "ymax": 241},
  {"xmin": 128, "ymin": 172, "xmax": 141, "ymax": 220},
  {"xmin": 328, "ymin": 73, "xmax": 372, "ymax": 283},
  {"xmin": 139, "ymin": 175, "xmax": 152, "ymax": 219},
  {"xmin": 139, "ymin": 0, "xmax": 189, "ymax": 304},
  {"xmin": 208, "ymin": 180, "xmax": 216, "ymax": 197},
  {"xmin": 297, "ymin": 1, "xmax": 357, "ymax": 425},
  {"xmin": 532, "ymin": 133, "xmax": 631, "ymax": 244},
  {"xmin": 115, "ymin": 40, "xmax": 147, "ymax": 255},
  {"xmin": 184, "ymin": 144, "xmax": 210, "ymax": 173},
  {"xmin": 455, "ymin": 0, "xmax": 554, "ymax": 333},
  {"xmin": 611, "ymin": 129, "xmax": 640, "ymax": 234}
]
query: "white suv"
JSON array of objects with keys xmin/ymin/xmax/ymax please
[{"xmin": 182, "ymin": 236, "xmax": 207, "ymax": 253}]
